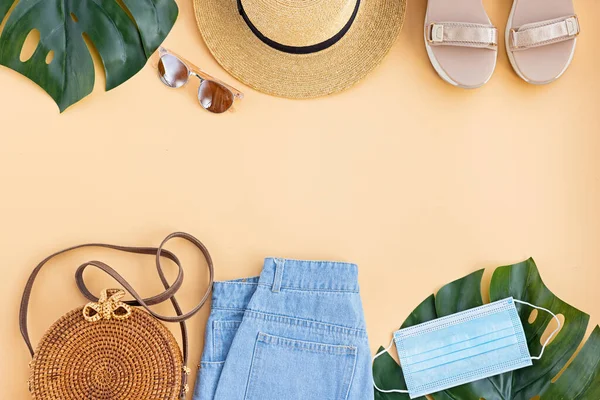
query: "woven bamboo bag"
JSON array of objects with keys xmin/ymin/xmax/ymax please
[{"xmin": 20, "ymin": 232, "xmax": 214, "ymax": 400}]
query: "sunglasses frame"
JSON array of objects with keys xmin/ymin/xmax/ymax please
[{"xmin": 157, "ymin": 46, "xmax": 244, "ymax": 112}]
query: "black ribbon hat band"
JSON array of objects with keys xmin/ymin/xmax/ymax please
[{"xmin": 237, "ymin": 0, "xmax": 361, "ymax": 54}]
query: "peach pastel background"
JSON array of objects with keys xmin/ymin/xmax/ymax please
[{"xmin": 1, "ymin": 0, "xmax": 599, "ymax": 397}]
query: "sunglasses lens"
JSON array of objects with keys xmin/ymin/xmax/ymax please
[
  {"xmin": 158, "ymin": 54, "xmax": 189, "ymax": 88},
  {"xmin": 198, "ymin": 80, "xmax": 234, "ymax": 114}
]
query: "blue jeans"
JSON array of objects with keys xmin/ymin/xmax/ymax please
[{"xmin": 192, "ymin": 258, "xmax": 373, "ymax": 400}]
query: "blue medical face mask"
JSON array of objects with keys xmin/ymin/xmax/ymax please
[{"xmin": 373, "ymin": 297, "xmax": 561, "ymax": 399}]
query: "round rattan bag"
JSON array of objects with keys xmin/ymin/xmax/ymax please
[
  {"xmin": 20, "ymin": 233, "xmax": 215, "ymax": 400},
  {"xmin": 29, "ymin": 289, "xmax": 184, "ymax": 399}
]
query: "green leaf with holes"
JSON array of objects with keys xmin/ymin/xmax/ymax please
[
  {"xmin": 0, "ymin": 0, "xmax": 178, "ymax": 112},
  {"xmin": 373, "ymin": 258, "xmax": 600, "ymax": 399}
]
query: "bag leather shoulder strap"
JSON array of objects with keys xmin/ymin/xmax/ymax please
[{"xmin": 19, "ymin": 232, "xmax": 214, "ymax": 397}]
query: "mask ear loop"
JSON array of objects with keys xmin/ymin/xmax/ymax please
[
  {"xmin": 372, "ymin": 337, "xmax": 410, "ymax": 394},
  {"xmin": 513, "ymin": 299, "xmax": 561, "ymax": 360}
]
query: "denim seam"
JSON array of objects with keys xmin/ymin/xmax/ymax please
[
  {"xmin": 214, "ymin": 282, "xmax": 358, "ymax": 293},
  {"xmin": 214, "ymin": 320, "xmax": 243, "ymax": 329},
  {"xmin": 211, "ymin": 306, "xmax": 249, "ymax": 312},
  {"xmin": 256, "ymin": 344, "xmax": 356, "ymax": 357},
  {"xmin": 243, "ymin": 334, "xmax": 262, "ymax": 400},
  {"xmin": 343, "ymin": 347, "xmax": 358, "ymax": 400},
  {"xmin": 279, "ymin": 286, "xmax": 359, "ymax": 294},
  {"xmin": 256, "ymin": 282, "xmax": 359, "ymax": 293},
  {"xmin": 212, "ymin": 320, "xmax": 218, "ymax": 362},
  {"xmin": 244, "ymin": 309, "xmax": 367, "ymax": 338},
  {"xmin": 200, "ymin": 361, "xmax": 225, "ymax": 365},
  {"xmin": 258, "ymin": 332, "xmax": 358, "ymax": 355},
  {"xmin": 265, "ymin": 257, "xmax": 357, "ymax": 266}
]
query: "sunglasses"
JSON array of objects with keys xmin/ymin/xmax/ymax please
[{"xmin": 157, "ymin": 47, "xmax": 243, "ymax": 114}]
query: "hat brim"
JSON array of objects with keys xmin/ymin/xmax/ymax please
[{"xmin": 193, "ymin": 0, "xmax": 407, "ymax": 98}]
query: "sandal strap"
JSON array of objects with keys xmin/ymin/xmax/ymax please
[
  {"xmin": 510, "ymin": 15, "xmax": 580, "ymax": 51},
  {"xmin": 427, "ymin": 22, "xmax": 498, "ymax": 50}
]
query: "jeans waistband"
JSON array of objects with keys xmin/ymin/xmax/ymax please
[
  {"xmin": 212, "ymin": 277, "xmax": 260, "ymax": 310},
  {"xmin": 211, "ymin": 258, "xmax": 359, "ymax": 310},
  {"xmin": 258, "ymin": 258, "xmax": 359, "ymax": 293}
]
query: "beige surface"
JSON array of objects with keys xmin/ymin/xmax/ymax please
[{"xmin": 1, "ymin": 0, "xmax": 599, "ymax": 398}]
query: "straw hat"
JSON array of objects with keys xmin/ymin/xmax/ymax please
[{"xmin": 193, "ymin": 0, "xmax": 407, "ymax": 98}]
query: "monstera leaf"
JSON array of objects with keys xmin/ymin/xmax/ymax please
[
  {"xmin": 0, "ymin": 0, "xmax": 178, "ymax": 111},
  {"xmin": 374, "ymin": 259, "xmax": 600, "ymax": 399}
]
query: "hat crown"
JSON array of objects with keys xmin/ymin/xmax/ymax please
[{"xmin": 242, "ymin": 0, "xmax": 359, "ymax": 47}]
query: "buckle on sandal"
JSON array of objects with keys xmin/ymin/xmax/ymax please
[
  {"xmin": 565, "ymin": 16, "xmax": 580, "ymax": 37},
  {"xmin": 427, "ymin": 23, "xmax": 445, "ymax": 43}
]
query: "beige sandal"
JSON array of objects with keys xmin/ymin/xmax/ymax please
[
  {"xmin": 507, "ymin": 0, "xmax": 580, "ymax": 84},
  {"xmin": 425, "ymin": 0, "xmax": 498, "ymax": 89}
]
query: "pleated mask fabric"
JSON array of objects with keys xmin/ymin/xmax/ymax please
[{"xmin": 373, "ymin": 297, "xmax": 561, "ymax": 399}]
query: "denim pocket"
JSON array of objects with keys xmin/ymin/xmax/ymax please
[
  {"xmin": 244, "ymin": 332, "xmax": 358, "ymax": 400},
  {"xmin": 213, "ymin": 320, "xmax": 242, "ymax": 361}
]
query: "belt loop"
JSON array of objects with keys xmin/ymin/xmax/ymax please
[{"xmin": 272, "ymin": 259, "xmax": 285, "ymax": 293}]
